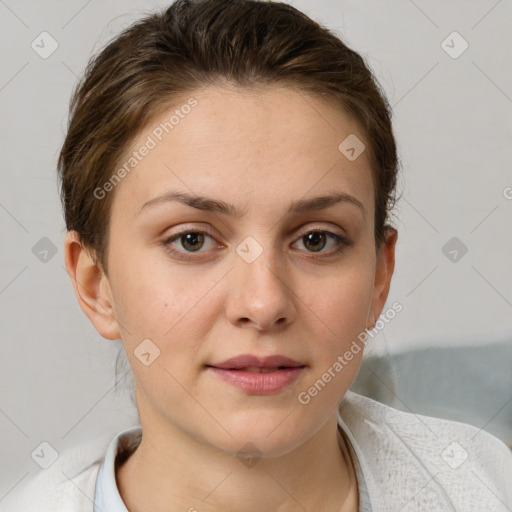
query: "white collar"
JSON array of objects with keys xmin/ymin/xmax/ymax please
[{"xmin": 93, "ymin": 426, "xmax": 139, "ymax": 512}]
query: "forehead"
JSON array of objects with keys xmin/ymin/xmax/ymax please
[{"xmin": 110, "ymin": 84, "xmax": 374, "ymax": 220}]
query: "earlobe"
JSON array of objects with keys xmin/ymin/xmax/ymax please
[
  {"xmin": 63, "ymin": 231, "xmax": 121, "ymax": 340},
  {"xmin": 368, "ymin": 227, "xmax": 398, "ymax": 329}
]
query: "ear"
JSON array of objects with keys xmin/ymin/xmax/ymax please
[
  {"xmin": 63, "ymin": 230, "xmax": 121, "ymax": 340},
  {"xmin": 368, "ymin": 227, "xmax": 398, "ymax": 329}
]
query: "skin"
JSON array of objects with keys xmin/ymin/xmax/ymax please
[{"xmin": 65, "ymin": 84, "xmax": 397, "ymax": 512}]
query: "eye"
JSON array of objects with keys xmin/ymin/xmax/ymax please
[
  {"xmin": 162, "ymin": 230, "xmax": 219, "ymax": 261},
  {"xmin": 292, "ymin": 229, "xmax": 351, "ymax": 255}
]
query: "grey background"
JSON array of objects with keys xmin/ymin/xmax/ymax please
[{"xmin": 1, "ymin": 0, "xmax": 511, "ymax": 499}]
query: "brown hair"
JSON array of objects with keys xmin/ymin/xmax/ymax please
[{"xmin": 57, "ymin": 0, "xmax": 401, "ymax": 278}]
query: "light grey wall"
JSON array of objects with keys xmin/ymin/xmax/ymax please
[{"xmin": 1, "ymin": 0, "xmax": 511, "ymax": 498}]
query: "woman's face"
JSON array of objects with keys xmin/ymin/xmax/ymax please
[{"xmin": 70, "ymin": 85, "xmax": 396, "ymax": 457}]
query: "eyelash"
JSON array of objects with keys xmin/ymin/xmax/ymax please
[{"xmin": 161, "ymin": 228, "xmax": 352, "ymax": 262}]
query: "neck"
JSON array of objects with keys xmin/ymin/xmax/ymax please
[{"xmin": 117, "ymin": 412, "xmax": 358, "ymax": 512}]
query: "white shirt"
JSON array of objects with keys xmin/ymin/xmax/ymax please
[{"xmin": 3, "ymin": 390, "xmax": 512, "ymax": 511}]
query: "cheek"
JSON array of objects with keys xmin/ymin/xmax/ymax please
[
  {"xmin": 111, "ymin": 249, "xmax": 190, "ymax": 331},
  {"xmin": 303, "ymin": 263, "xmax": 374, "ymax": 347},
  {"xmin": 112, "ymin": 264, "xmax": 206, "ymax": 396},
  {"xmin": 111, "ymin": 254, "xmax": 220, "ymax": 370}
]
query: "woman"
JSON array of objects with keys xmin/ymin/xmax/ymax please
[{"xmin": 4, "ymin": 0, "xmax": 511, "ymax": 511}]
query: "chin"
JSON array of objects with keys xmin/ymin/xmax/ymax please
[{"xmin": 204, "ymin": 415, "xmax": 310, "ymax": 459}]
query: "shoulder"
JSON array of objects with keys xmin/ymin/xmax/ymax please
[
  {"xmin": 1, "ymin": 432, "xmax": 113, "ymax": 512},
  {"xmin": 339, "ymin": 390, "xmax": 512, "ymax": 510}
]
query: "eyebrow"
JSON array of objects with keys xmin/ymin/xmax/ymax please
[{"xmin": 137, "ymin": 190, "xmax": 365, "ymax": 219}]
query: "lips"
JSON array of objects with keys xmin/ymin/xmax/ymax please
[
  {"xmin": 207, "ymin": 354, "xmax": 306, "ymax": 371},
  {"xmin": 206, "ymin": 354, "xmax": 307, "ymax": 394}
]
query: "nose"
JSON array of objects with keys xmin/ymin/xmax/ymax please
[{"xmin": 225, "ymin": 238, "xmax": 297, "ymax": 331}]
